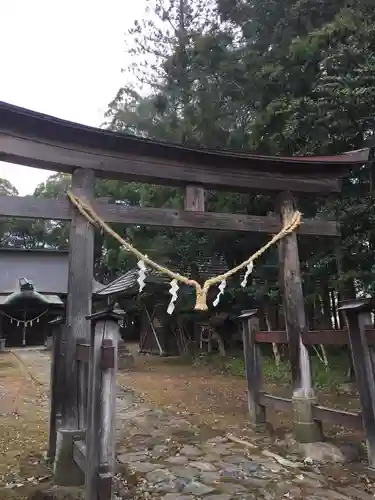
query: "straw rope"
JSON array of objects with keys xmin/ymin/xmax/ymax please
[{"xmin": 67, "ymin": 191, "xmax": 301, "ymax": 310}]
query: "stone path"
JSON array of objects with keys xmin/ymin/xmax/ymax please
[{"xmin": 12, "ymin": 349, "xmax": 375, "ymax": 500}]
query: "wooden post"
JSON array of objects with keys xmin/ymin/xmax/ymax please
[
  {"xmin": 335, "ymin": 234, "xmax": 356, "ymax": 380},
  {"xmin": 185, "ymin": 185, "xmax": 205, "ymax": 310},
  {"xmin": 0, "ymin": 314, "xmax": 5, "ymax": 351},
  {"xmin": 338, "ymin": 299, "xmax": 375, "ymax": 471},
  {"xmin": 238, "ymin": 309, "xmax": 265, "ymax": 427},
  {"xmin": 64, "ymin": 167, "xmax": 95, "ymax": 429},
  {"xmin": 278, "ymin": 192, "xmax": 321, "ymax": 443},
  {"xmin": 47, "ymin": 316, "xmax": 65, "ymax": 462},
  {"xmin": 184, "ymin": 185, "xmax": 205, "ymax": 212},
  {"xmin": 54, "ymin": 168, "xmax": 94, "ymax": 486},
  {"xmin": 85, "ymin": 310, "xmax": 121, "ymax": 500}
]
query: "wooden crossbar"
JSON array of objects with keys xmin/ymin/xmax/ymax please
[
  {"xmin": 254, "ymin": 328, "xmax": 375, "ymax": 346},
  {"xmin": 0, "ymin": 195, "xmax": 339, "ymax": 236},
  {"xmin": 258, "ymin": 393, "xmax": 362, "ymax": 431}
]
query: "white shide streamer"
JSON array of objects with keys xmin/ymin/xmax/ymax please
[
  {"xmin": 213, "ymin": 279, "xmax": 226, "ymax": 307},
  {"xmin": 167, "ymin": 279, "xmax": 179, "ymax": 315},
  {"xmin": 137, "ymin": 260, "xmax": 147, "ymax": 292},
  {"xmin": 6, "ymin": 310, "xmax": 48, "ymax": 327},
  {"xmin": 241, "ymin": 261, "xmax": 254, "ymax": 288}
]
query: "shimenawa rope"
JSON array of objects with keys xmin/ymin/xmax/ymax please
[{"xmin": 67, "ymin": 191, "xmax": 301, "ymax": 310}]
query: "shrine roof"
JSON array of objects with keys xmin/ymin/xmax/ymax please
[
  {"xmin": 0, "ymin": 249, "xmax": 102, "ymax": 295},
  {"xmin": 95, "ymin": 257, "xmax": 229, "ymax": 298}
]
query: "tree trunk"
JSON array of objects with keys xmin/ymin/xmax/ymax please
[
  {"xmin": 264, "ymin": 308, "xmax": 281, "ymax": 366},
  {"xmin": 321, "ymin": 280, "xmax": 332, "ymax": 329},
  {"xmin": 331, "ymin": 290, "xmax": 339, "ymax": 330},
  {"xmin": 306, "ymin": 299, "xmax": 315, "ymax": 330},
  {"xmin": 212, "ymin": 330, "xmax": 226, "ymax": 357},
  {"xmin": 336, "ymin": 236, "xmax": 356, "ymax": 381}
]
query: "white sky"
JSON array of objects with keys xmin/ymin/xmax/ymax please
[{"xmin": 0, "ymin": 0, "xmax": 146, "ymax": 195}]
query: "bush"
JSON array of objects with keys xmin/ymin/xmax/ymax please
[{"xmin": 190, "ymin": 351, "xmax": 349, "ymax": 391}]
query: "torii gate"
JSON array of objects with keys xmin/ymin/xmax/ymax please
[{"xmin": 0, "ymin": 101, "xmax": 369, "ymax": 499}]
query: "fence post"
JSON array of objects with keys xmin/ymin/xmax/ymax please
[
  {"xmin": 0, "ymin": 314, "xmax": 5, "ymax": 351},
  {"xmin": 46, "ymin": 315, "xmax": 65, "ymax": 463},
  {"xmin": 238, "ymin": 309, "xmax": 266, "ymax": 428},
  {"xmin": 338, "ymin": 298, "xmax": 375, "ymax": 471},
  {"xmin": 85, "ymin": 310, "xmax": 122, "ymax": 500}
]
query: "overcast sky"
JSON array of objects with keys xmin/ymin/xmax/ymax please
[{"xmin": 0, "ymin": 0, "xmax": 146, "ymax": 195}]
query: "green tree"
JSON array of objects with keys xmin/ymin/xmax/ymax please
[
  {"xmin": 104, "ymin": 0, "xmax": 375, "ymax": 322},
  {"xmin": 0, "ymin": 178, "xmax": 19, "ymax": 247}
]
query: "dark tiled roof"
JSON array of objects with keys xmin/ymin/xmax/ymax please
[
  {"xmin": 95, "ymin": 268, "xmax": 167, "ymax": 297},
  {"xmin": 95, "ymin": 257, "xmax": 228, "ymax": 297},
  {"xmin": 0, "ymin": 291, "xmax": 64, "ymax": 306}
]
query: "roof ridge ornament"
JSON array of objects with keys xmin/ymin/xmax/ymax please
[{"xmin": 19, "ymin": 277, "xmax": 34, "ymax": 291}]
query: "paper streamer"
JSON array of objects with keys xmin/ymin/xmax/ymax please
[
  {"xmin": 137, "ymin": 260, "xmax": 147, "ymax": 292},
  {"xmin": 213, "ymin": 279, "xmax": 226, "ymax": 307},
  {"xmin": 167, "ymin": 279, "xmax": 179, "ymax": 315},
  {"xmin": 241, "ymin": 261, "xmax": 254, "ymax": 288}
]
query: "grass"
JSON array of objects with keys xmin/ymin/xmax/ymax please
[{"xmin": 188, "ymin": 350, "xmax": 350, "ymax": 391}]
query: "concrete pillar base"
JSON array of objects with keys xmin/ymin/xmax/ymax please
[
  {"xmin": 44, "ymin": 451, "xmax": 55, "ymax": 465},
  {"xmin": 292, "ymin": 396, "xmax": 322, "ymax": 443},
  {"xmin": 53, "ymin": 429, "xmax": 85, "ymax": 486}
]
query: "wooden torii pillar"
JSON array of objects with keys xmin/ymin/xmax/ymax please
[
  {"xmin": 278, "ymin": 192, "xmax": 322, "ymax": 442},
  {"xmin": 54, "ymin": 168, "xmax": 95, "ymax": 485}
]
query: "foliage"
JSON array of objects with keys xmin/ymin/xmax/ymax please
[
  {"xmin": 0, "ymin": 178, "xmax": 18, "ymax": 247},
  {"xmin": 189, "ymin": 350, "xmax": 348, "ymax": 390},
  {"xmin": 103, "ymin": 0, "xmax": 344, "ymax": 310}
]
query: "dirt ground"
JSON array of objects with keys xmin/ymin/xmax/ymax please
[
  {"xmin": 0, "ymin": 346, "xmax": 370, "ymax": 499},
  {"xmin": 118, "ymin": 346, "xmax": 363, "ymax": 443},
  {"xmin": 0, "ymin": 352, "xmax": 51, "ymax": 500},
  {"xmin": 116, "ymin": 349, "xmax": 372, "ymax": 492}
]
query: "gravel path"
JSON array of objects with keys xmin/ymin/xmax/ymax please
[{"xmin": 11, "ymin": 348, "xmax": 375, "ymax": 500}]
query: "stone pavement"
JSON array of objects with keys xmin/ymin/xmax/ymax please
[{"xmin": 12, "ymin": 348, "xmax": 375, "ymax": 500}]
